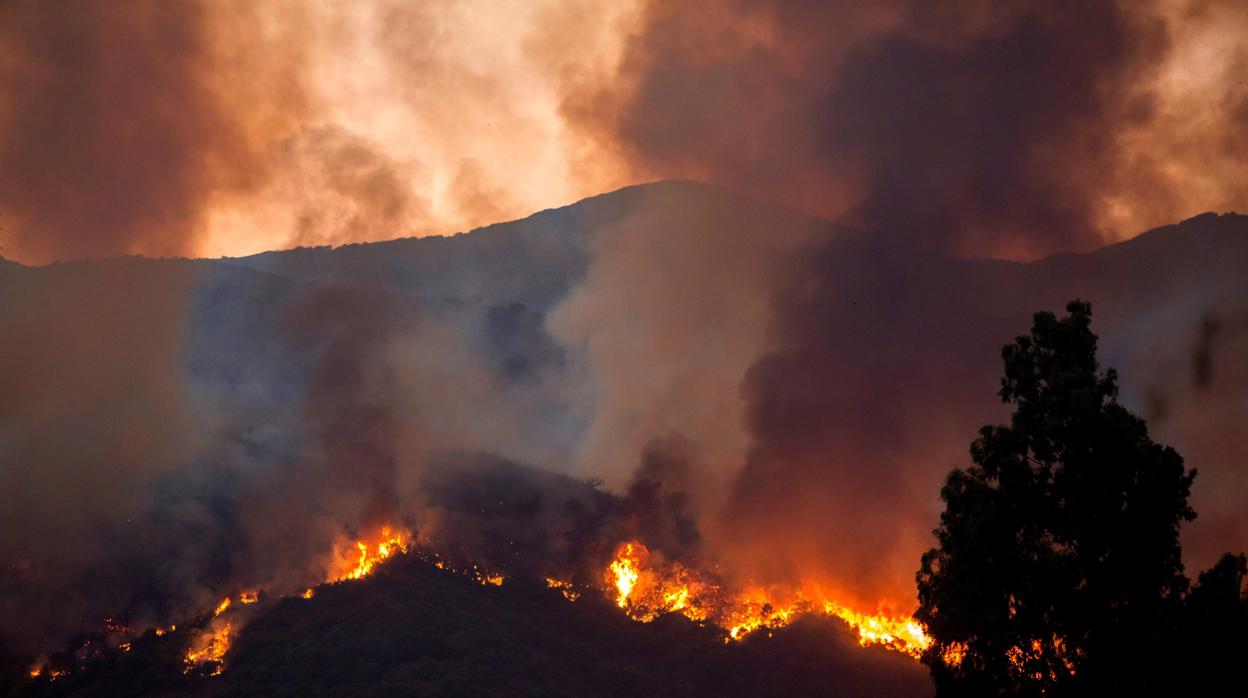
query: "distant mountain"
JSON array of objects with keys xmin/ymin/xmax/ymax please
[
  {"xmin": 1, "ymin": 181, "xmax": 1245, "ymax": 694},
  {"xmin": 221, "ymin": 180, "xmax": 817, "ymax": 311}
]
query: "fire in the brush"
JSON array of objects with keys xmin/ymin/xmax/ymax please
[
  {"xmin": 603, "ymin": 540, "xmax": 932, "ymax": 658},
  {"xmin": 181, "ymin": 525, "xmax": 414, "ymax": 676},
  {"xmin": 182, "ymin": 621, "xmax": 232, "ymax": 676},
  {"xmin": 331, "ymin": 526, "xmax": 411, "ymax": 582}
]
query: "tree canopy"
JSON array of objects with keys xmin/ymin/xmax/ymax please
[{"xmin": 915, "ymin": 300, "xmax": 1201, "ymax": 695}]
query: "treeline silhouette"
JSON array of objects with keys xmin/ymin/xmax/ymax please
[{"xmin": 917, "ymin": 301, "xmax": 1248, "ymax": 696}]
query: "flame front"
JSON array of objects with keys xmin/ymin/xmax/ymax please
[
  {"xmin": 602, "ymin": 540, "xmax": 931, "ymax": 658},
  {"xmin": 609, "ymin": 542, "xmax": 642, "ymax": 608},
  {"xmin": 331, "ymin": 526, "xmax": 410, "ymax": 582},
  {"xmin": 183, "ymin": 621, "xmax": 232, "ymax": 676},
  {"xmin": 545, "ymin": 577, "xmax": 580, "ymax": 601}
]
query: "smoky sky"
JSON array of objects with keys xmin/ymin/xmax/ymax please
[
  {"xmin": 0, "ymin": 1, "xmax": 302, "ymax": 263},
  {"xmin": 0, "ymin": 1, "xmax": 633, "ymax": 264},
  {"xmin": 569, "ymin": 0, "xmax": 1248, "ymax": 258},
  {"xmin": 3, "ymin": 1, "xmax": 1246, "ymax": 264}
]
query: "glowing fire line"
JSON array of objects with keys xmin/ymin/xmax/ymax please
[
  {"xmin": 604, "ymin": 541, "xmax": 932, "ymax": 658},
  {"xmin": 34, "ymin": 526, "xmax": 934, "ymax": 685}
]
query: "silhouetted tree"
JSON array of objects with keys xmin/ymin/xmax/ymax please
[
  {"xmin": 916, "ymin": 301, "xmax": 1196, "ymax": 696},
  {"xmin": 1180, "ymin": 553, "xmax": 1248, "ymax": 693}
]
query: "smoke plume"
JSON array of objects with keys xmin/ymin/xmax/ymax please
[{"xmin": 567, "ymin": 0, "xmax": 1248, "ymax": 258}]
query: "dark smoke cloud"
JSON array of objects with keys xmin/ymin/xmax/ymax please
[
  {"xmin": 0, "ymin": 260, "xmax": 202, "ymax": 662},
  {"xmin": 719, "ymin": 211, "xmax": 1248, "ymax": 608},
  {"xmin": 0, "ymin": 249, "xmax": 589, "ymax": 671},
  {"xmin": 569, "ymin": 0, "xmax": 1247, "ymax": 258},
  {"xmin": 0, "ymin": 1, "xmax": 307, "ymax": 264}
]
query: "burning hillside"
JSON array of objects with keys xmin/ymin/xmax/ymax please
[
  {"xmin": 1, "ymin": 187, "xmax": 1246, "ymax": 695},
  {"xmin": 603, "ymin": 541, "xmax": 930, "ymax": 655},
  {"xmin": 2, "ymin": 0, "xmax": 1246, "ymax": 691},
  {"xmin": 14, "ymin": 532, "xmax": 931, "ymax": 698},
  {"xmin": 21, "ymin": 510, "xmax": 929, "ymax": 690}
]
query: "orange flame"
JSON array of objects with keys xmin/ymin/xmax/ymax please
[
  {"xmin": 213, "ymin": 597, "xmax": 231, "ymax": 616},
  {"xmin": 183, "ymin": 620, "xmax": 232, "ymax": 676},
  {"xmin": 330, "ymin": 526, "xmax": 410, "ymax": 582},
  {"xmin": 473, "ymin": 566, "xmax": 505, "ymax": 586},
  {"xmin": 545, "ymin": 577, "xmax": 580, "ymax": 601},
  {"xmin": 608, "ymin": 542, "xmax": 643, "ymax": 609},
  {"xmin": 602, "ymin": 540, "xmax": 932, "ymax": 658}
]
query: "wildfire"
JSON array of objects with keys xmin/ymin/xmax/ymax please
[
  {"xmin": 28, "ymin": 527, "xmax": 935, "ymax": 686},
  {"xmin": 472, "ymin": 566, "xmax": 505, "ymax": 586},
  {"xmin": 29, "ymin": 664, "xmax": 67, "ymax": 681},
  {"xmin": 602, "ymin": 540, "xmax": 932, "ymax": 658},
  {"xmin": 331, "ymin": 526, "xmax": 410, "ymax": 581},
  {"xmin": 609, "ymin": 542, "xmax": 642, "ymax": 608},
  {"xmin": 545, "ymin": 577, "xmax": 580, "ymax": 601},
  {"xmin": 943, "ymin": 641, "xmax": 968, "ymax": 667},
  {"xmin": 183, "ymin": 621, "xmax": 232, "ymax": 676},
  {"xmin": 823, "ymin": 601, "xmax": 932, "ymax": 656}
]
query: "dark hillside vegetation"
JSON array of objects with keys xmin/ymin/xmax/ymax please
[{"xmin": 13, "ymin": 554, "xmax": 930, "ymax": 698}]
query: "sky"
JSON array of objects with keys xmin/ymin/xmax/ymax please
[{"xmin": 1, "ymin": 0, "xmax": 1245, "ymax": 265}]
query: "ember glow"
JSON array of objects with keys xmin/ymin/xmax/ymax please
[
  {"xmin": 603, "ymin": 541, "xmax": 931, "ymax": 657},
  {"xmin": 545, "ymin": 578, "xmax": 580, "ymax": 602},
  {"xmin": 331, "ymin": 526, "xmax": 411, "ymax": 582},
  {"xmin": 182, "ymin": 621, "xmax": 232, "ymax": 676},
  {"xmin": 176, "ymin": 526, "xmax": 415, "ymax": 677}
]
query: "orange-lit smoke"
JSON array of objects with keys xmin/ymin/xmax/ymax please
[
  {"xmin": 5, "ymin": 1, "xmax": 1241, "ymax": 265},
  {"xmin": 564, "ymin": 0, "xmax": 1248, "ymax": 259},
  {"xmin": 0, "ymin": 0, "xmax": 641, "ymax": 265}
]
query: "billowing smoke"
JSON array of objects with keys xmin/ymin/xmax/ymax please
[
  {"xmin": 0, "ymin": 261, "xmax": 202, "ymax": 659},
  {"xmin": 568, "ymin": 0, "xmax": 1248, "ymax": 258},
  {"xmin": 5, "ymin": 1, "xmax": 1242, "ymax": 265},
  {"xmin": 0, "ymin": 0, "xmax": 638, "ymax": 265},
  {"xmin": 1, "ymin": 184, "xmax": 1245, "ymax": 683},
  {"xmin": 0, "ymin": 1, "xmax": 318, "ymax": 264},
  {"xmin": 1, "ymin": 0, "xmax": 1246, "ymax": 688}
]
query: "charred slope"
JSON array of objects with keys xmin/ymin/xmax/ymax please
[{"xmin": 13, "ymin": 554, "xmax": 930, "ymax": 698}]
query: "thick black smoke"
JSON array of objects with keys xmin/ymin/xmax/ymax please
[
  {"xmin": 570, "ymin": 0, "xmax": 1247, "ymax": 258},
  {"xmin": 721, "ymin": 211, "xmax": 1248, "ymax": 606}
]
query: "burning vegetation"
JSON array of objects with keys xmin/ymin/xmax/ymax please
[
  {"xmin": 28, "ymin": 521, "xmax": 927, "ymax": 689},
  {"xmin": 182, "ymin": 621, "xmax": 231, "ymax": 677},
  {"xmin": 604, "ymin": 541, "xmax": 930, "ymax": 656},
  {"xmin": 331, "ymin": 526, "xmax": 410, "ymax": 582},
  {"xmin": 27, "ymin": 296, "xmax": 1244, "ymax": 695}
]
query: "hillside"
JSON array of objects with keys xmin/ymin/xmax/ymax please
[
  {"xmin": 1, "ymin": 182, "xmax": 1246, "ymax": 694},
  {"xmin": 14, "ymin": 552, "xmax": 930, "ymax": 698}
]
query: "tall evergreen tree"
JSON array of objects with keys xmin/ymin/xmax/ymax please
[{"xmin": 916, "ymin": 301, "xmax": 1196, "ymax": 695}]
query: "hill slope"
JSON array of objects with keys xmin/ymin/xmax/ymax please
[{"xmin": 1, "ymin": 182, "xmax": 1245, "ymax": 694}]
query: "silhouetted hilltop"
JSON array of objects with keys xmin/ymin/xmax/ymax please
[{"xmin": 223, "ymin": 180, "xmax": 830, "ymax": 310}]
